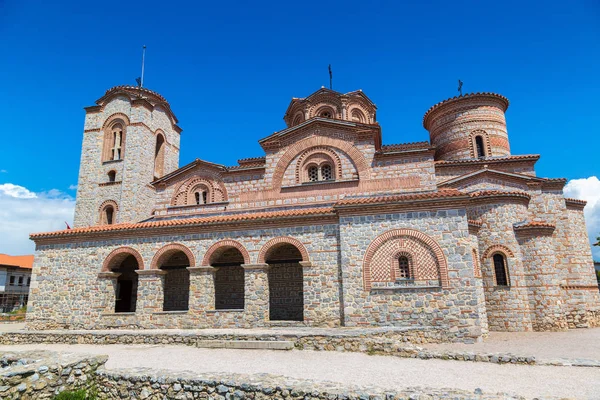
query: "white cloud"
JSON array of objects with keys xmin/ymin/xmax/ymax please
[
  {"xmin": 0, "ymin": 183, "xmax": 37, "ymax": 199},
  {"xmin": 0, "ymin": 170, "xmax": 7, "ymax": 173},
  {"xmin": 69, "ymin": 184, "xmax": 78, "ymax": 190},
  {"xmin": 0, "ymin": 183, "xmax": 75, "ymax": 255},
  {"xmin": 564, "ymin": 176, "xmax": 600, "ymax": 260}
]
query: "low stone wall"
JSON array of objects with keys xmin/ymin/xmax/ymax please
[
  {"xmin": 0, "ymin": 350, "xmax": 530, "ymax": 400},
  {"xmin": 95, "ymin": 368, "xmax": 526, "ymax": 400},
  {"xmin": 1, "ymin": 326, "xmax": 453, "ymax": 346},
  {"xmin": 0, "ymin": 350, "xmax": 106, "ymax": 399}
]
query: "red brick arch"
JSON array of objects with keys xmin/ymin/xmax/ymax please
[
  {"xmin": 482, "ymin": 244, "xmax": 515, "ymax": 259},
  {"xmin": 257, "ymin": 236, "xmax": 310, "ymax": 264},
  {"xmin": 102, "ymin": 246, "xmax": 144, "ymax": 272},
  {"xmin": 151, "ymin": 243, "xmax": 196, "ymax": 270},
  {"xmin": 201, "ymin": 240, "xmax": 250, "ymax": 266},
  {"xmin": 362, "ymin": 229, "xmax": 449, "ymax": 290},
  {"xmin": 271, "ymin": 136, "xmax": 370, "ymax": 189}
]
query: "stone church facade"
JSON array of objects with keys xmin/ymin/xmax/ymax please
[{"xmin": 27, "ymin": 85, "xmax": 599, "ymax": 341}]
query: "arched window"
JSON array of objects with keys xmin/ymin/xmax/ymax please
[
  {"xmin": 493, "ymin": 253, "xmax": 509, "ymax": 286},
  {"xmin": 351, "ymin": 109, "xmax": 366, "ymax": 123},
  {"xmin": 104, "ymin": 206, "xmax": 114, "ymax": 225},
  {"xmin": 321, "ymin": 110, "xmax": 332, "ymax": 118},
  {"xmin": 154, "ymin": 133, "xmax": 165, "ymax": 180},
  {"xmin": 475, "ymin": 136, "xmax": 485, "ymax": 159},
  {"xmin": 194, "ymin": 190, "xmax": 208, "ymax": 205},
  {"xmin": 99, "ymin": 201, "xmax": 118, "ymax": 225},
  {"xmin": 110, "ymin": 123, "xmax": 124, "ymax": 161},
  {"xmin": 107, "ymin": 170, "xmax": 116, "ymax": 182},
  {"xmin": 305, "ymin": 163, "xmax": 335, "ymax": 183},
  {"xmin": 398, "ymin": 256, "xmax": 411, "ymax": 279},
  {"xmin": 308, "ymin": 165, "xmax": 319, "ymax": 182},
  {"xmin": 321, "ymin": 164, "xmax": 333, "ymax": 181}
]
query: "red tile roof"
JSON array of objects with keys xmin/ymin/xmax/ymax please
[
  {"xmin": 469, "ymin": 190, "xmax": 531, "ymax": 200},
  {"xmin": 0, "ymin": 254, "xmax": 34, "ymax": 269},
  {"xmin": 435, "ymin": 155, "xmax": 540, "ymax": 166},
  {"xmin": 565, "ymin": 197, "xmax": 587, "ymax": 206},
  {"xmin": 379, "ymin": 141, "xmax": 432, "ymax": 153},
  {"xmin": 335, "ymin": 189, "xmax": 466, "ymax": 206},
  {"xmin": 30, "ymin": 208, "xmax": 335, "ymax": 239},
  {"xmin": 515, "ymin": 221, "xmax": 556, "ymax": 229}
]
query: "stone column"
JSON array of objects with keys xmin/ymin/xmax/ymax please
[
  {"xmin": 187, "ymin": 266, "xmax": 216, "ymax": 315},
  {"xmin": 136, "ymin": 269, "xmax": 166, "ymax": 314},
  {"xmin": 96, "ymin": 272, "xmax": 121, "ymax": 314},
  {"xmin": 242, "ymin": 264, "xmax": 270, "ymax": 327}
]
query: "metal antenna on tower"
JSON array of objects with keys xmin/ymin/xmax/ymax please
[
  {"xmin": 136, "ymin": 45, "xmax": 146, "ymax": 88},
  {"xmin": 141, "ymin": 45, "xmax": 146, "ymax": 87},
  {"xmin": 328, "ymin": 64, "xmax": 333, "ymax": 90},
  {"xmin": 458, "ymin": 79, "xmax": 463, "ymax": 96}
]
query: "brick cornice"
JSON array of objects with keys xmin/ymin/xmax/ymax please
[{"xmin": 565, "ymin": 197, "xmax": 586, "ymax": 211}]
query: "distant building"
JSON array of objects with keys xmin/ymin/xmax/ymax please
[{"xmin": 0, "ymin": 254, "xmax": 33, "ymax": 312}]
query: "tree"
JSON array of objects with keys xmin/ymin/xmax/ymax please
[{"xmin": 595, "ymin": 235, "xmax": 600, "ymax": 247}]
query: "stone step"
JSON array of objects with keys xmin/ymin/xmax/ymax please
[
  {"xmin": 196, "ymin": 340, "xmax": 294, "ymax": 350},
  {"xmin": 268, "ymin": 321, "xmax": 305, "ymax": 327}
]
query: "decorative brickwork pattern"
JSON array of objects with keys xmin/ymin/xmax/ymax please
[
  {"xmin": 271, "ymin": 136, "xmax": 370, "ymax": 189},
  {"xmin": 362, "ymin": 229, "xmax": 449, "ymax": 290},
  {"xmin": 150, "ymin": 243, "xmax": 196, "ymax": 270},
  {"xmin": 482, "ymin": 244, "xmax": 515, "ymax": 259},
  {"xmin": 295, "ymin": 146, "xmax": 342, "ymax": 183},
  {"xmin": 102, "ymin": 247, "xmax": 144, "ymax": 272},
  {"xmin": 202, "ymin": 240, "xmax": 251, "ymax": 266},
  {"xmin": 258, "ymin": 237, "xmax": 310, "ymax": 264}
]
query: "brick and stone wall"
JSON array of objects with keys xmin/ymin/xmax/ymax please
[
  {"xmin": 338, "ymin": 208, "xmax": 486, "ymax": 341},
  {"xmin": 74, "ymin": 93, "xmax": 180, "ymax": 228},
  {"xmin": 27, "ymin": 224, "xmax": 343, "ymax": 330}
]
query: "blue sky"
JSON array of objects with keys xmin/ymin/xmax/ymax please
[{"xmin": 0, "ymin": 0, "xmax": 599, "ymax": 256}]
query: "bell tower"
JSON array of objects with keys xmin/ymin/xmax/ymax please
[{"xmin": 73, "ymin": 86, "xmax": 181, "ymax": 227}]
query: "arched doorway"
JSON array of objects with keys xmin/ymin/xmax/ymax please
[
  {"xmin": 112, "ymin": 255, "xmax": 139, "ymax": 313},
  {"xmin": 265, "ymin": 243, "xmax": 304, "ymax": 321},
  {"xmin": 156, "ymin": 250, "xmax": 191, "ymax": 311},
  {"xmin": 211, "ymin": 247, "xmax": 245, "ymax": 310}
]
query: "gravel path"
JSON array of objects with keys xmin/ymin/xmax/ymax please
[
  {"xmin": 424, "ymin": 328, "xmax": 600, "ymax": 361},
  {"xmin": 1, "ymin": 343, "xmax": 598, "ymax": 399}
]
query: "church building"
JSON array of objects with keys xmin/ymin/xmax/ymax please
[{"xmin": 27, "ymin": 85, "xmax": 599, "ymax": 341}]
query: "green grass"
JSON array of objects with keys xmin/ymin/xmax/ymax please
[{"xmin": 53, "ymin": 388, "xmax": 97, "ymax": 400}]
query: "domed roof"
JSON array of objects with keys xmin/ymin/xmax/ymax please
[{"xmin": 422, "ymin": 92, "xmax": 509, "ymax": 130}]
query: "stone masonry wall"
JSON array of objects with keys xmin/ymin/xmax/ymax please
[
  {"xmin": 27, "ymin": 224, "xmax": 342, "ymax": 330},
  {"xmin": 469, "ymin": 201, "xmax": 533, "ymax": 331},
  {"xmin": 0, "ymin": 350, "xmax": 106, "ymax": 399},
  {"xmin": 339, "ymin": 209, "xmax": 486, "ymax": 341}
]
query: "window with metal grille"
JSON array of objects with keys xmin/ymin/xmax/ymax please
[
  {"xmin": 398, "ymin": 256, "xmax": 410, "ymax": 279},
  {"xmin": 308, "ymin": 166, "xmax": 319, "ymax": 182},
  {"xmin": 493, "ymin": 253, "xmax": 509, "ymax": 286},
  {"xmin": 321, "ymin": 164, "xmax": 333, "ymax": 180}
]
